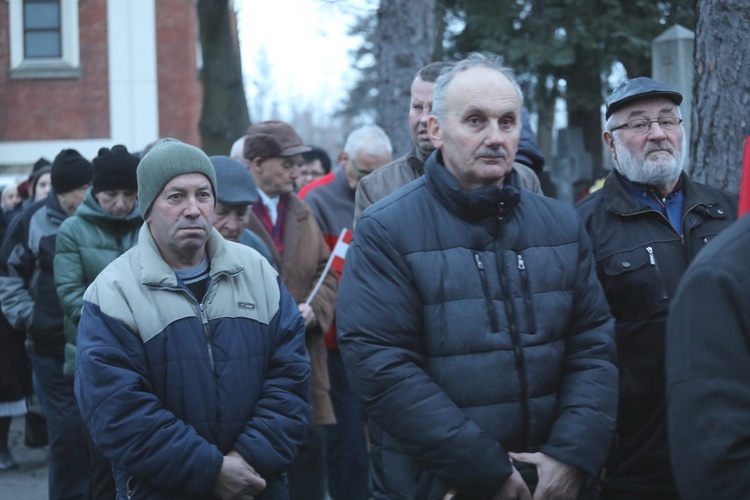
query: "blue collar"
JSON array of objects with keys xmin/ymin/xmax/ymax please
[{"xmin": 619, "ymin": 174, "xmax": 684, "ymax": 233}]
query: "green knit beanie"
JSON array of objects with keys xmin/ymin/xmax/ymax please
[{"xmin": 137, "ymin": 138, "xmax": 217, "ymax": 217}]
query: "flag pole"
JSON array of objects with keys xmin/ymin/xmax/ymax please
[
  {"xmin": 303, "ymin": 228, "xmax": 350, "ymax": 306},
  {"xmin": 304, "ymin": 257, "xmax": 334, "ymax": 307}
]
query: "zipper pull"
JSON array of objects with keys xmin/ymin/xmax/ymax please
[
  {"xmin": 646, "ymin": 246, "xmax": 656, "ymax": 265},
  {"xmin": 474, "ymin": 253, "xmax": 484, "ymax": 270},
  {"xmin": 497, "ymin": 201, "xmax": 507, "ymax": 219},
  {"xmin": 517, "ymin": 254, "xmax": 525, "ymax": 270},
  {"xmin": 199, "ymin": 303, "xmax": 209, "ymax": 326}
]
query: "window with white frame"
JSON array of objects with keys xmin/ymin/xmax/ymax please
[
  {"xmin": 7, "ymin": 0, "xmax": 81, "ymax": 78},
  {"xmin": 24, "ymin": 0, "xmax": 62, "ymax": 58}
]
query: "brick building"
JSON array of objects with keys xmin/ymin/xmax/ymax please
[{"xmin": 0, "ymin": 0, "xmax": 203, "ymax": 169}]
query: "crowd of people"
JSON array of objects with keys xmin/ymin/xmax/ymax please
[{"xmin": 0, "ymin": 51, "xmax": 745, "ymax": 500}]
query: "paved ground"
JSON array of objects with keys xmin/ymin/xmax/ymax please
[{"xmin": 1, "ymin": 415, "xmax": 48, "ymax": 497}]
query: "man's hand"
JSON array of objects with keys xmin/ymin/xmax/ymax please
[
  {"xmin": 298, "ymin": 303, "xmax": 317, "ymax": 328},
  {"xmin": 492, "ymin": 465, "xmax": 532, "ymax": 500},
  {"xmin": 211, "ymin": 450, "xmax": 266, "ymax": 500},
  {"xmin": 508, "ymin": 452, "xmax": 583, "ymax": 500}
]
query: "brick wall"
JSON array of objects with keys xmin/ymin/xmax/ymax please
[
  {"xmin": 155, "ymin": 0, "xmax": 202, "ymax": 147},
  {"xmin": 0, "ymin": 0, "xmax": 110, "ymax": 141}
]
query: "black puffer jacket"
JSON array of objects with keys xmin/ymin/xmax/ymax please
[
  {"xmin": 338, "ymin": 152, "xmax": 617, "ymax": 499},
  {"xmin": 575, "ymin": 170, "xmax": 737, "ymax": 493}
]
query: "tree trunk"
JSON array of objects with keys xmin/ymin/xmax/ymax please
[
  {"xmin": 691, "ymin": 0, "xmax": 750, "ymax": 190},
  {"xmin": 197, "ymin": 0, "xmax": 250, "ymax": 156},
  {"xmin": 376, "ymin": 0, "xmax": 436, "ymax": 158},
  {"xmin": 534, "ymin": 79, "xmax": 560, "ymax": 164}
]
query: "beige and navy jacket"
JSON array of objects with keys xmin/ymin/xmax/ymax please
[{"xmin": 75, "ymin": 225, "xmax": 311, "ymax": 499}]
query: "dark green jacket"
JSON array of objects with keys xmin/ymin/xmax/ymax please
[{"xmin": 54, "ymin": 189, "xmax": 142, "ymax": 377}]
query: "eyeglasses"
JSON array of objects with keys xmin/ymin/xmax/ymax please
[
  {"xmin": 351, "ymin": 158, "xmax": 373, "ymax": 179},
  {"xmin": 610, "ymin": 117, "xmax": 683, "ymax": 135}
]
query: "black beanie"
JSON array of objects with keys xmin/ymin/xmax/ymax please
[
  {"xmin": 92, "ymin": 145, "xmax": 139, "ymax": 194},
  {"xmin": 51, "ymin": 149, "xmax": 94, "ymax": 194},
  {"xmin": 32, "ymin": 157, "xmax": 51, "ymax": 173}
]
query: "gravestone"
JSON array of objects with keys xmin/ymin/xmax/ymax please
[
  {"xmin": 653, "ymin": 24, "xmax": 694, "ymax": 171},
  {"xmin": 549, "ymin": 127, "xmax": 594, "ymax": 204}
]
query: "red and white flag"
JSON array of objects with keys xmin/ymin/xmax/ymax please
[
  {"xmin": 739, "ymin": 132, "xmax": 750, "ymax": 217},
  {"xmin": 330, "ymin": 228, "xmax": 353, "ymax": 274},
  {"xmin": 304, "ymin": 228, "xmax": 353, "ymax": 306}
]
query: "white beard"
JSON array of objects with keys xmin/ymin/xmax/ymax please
[{"xmin": 614, "ymin": 138, "xmax": 686, "ymax": 193}]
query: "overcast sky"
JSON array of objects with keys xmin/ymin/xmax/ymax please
[{"xmin": 236, "ymin": 0, "xmax": 375, "ymax": 120}]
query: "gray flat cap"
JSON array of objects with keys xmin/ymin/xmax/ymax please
[
  {"xmin": 209, "ymin": 155, "xmax": 259, "ymax": 205},
  {"xmin": 605, "ymin": 77, "xmax": 683, "ymax": 119}
]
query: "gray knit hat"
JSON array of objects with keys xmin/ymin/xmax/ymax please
[{"xmin": 137, "ymin": 138, "xmax": 217, "ymax": 217}]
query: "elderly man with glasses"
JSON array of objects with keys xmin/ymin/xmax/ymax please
[{"xmin": 575, "ymin": 77, "xmax": 738, "ymax": 500}]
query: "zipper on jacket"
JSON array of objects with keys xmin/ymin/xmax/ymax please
[
  {"xmin": 127, "ymin": 476, "xmax": 140, "ymax": 500},
  {"xmin": 646, "ymin": 246, "xmax": 668, "ymax": 300},
  {"xmin": 516, "ymin": 254, "xmax": 537, "ymax": 334},
  {"xmin": 147, "ymin": 281, "xmax": 225, "ymax": 372},
  {"xmin": 474, "ymin": 252, "xmax": 500, "ymax": 332},
  {"xmin": 199, "ymin": 303, "xmax": 215, "ymax": 370},
  {"xmin": 494, "ymin": 236, "xmax": 530, "ymax": 449}
]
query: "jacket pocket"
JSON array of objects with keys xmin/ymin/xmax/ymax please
[
  {"xmin": 516, "ymin": 253, "xmax": 536, "ymax": 334},
  {"xmin": 599, "ymin": 246, "xmax": 667, "ymax": 321},
  {"xmin": 474, "ymin": 252, "xmax": 499, "ymax": 333}
]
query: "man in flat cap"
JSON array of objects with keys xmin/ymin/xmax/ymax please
[
  {"xmin": 299, "ymin": 125, "xmax": 393, "ymax": 500},
  {"xmin": 243, "ymin": 120, "xmax": 338, "ymax": 500},
  {"xmin": 575, "ymin": 77, "xmax": 738, "ymax": 499},
  {"xmin": 209, "ymin": 155, "xmax": 275, "ymax": 266},
  {"xmin": 74, "ymin": 138, "xmax": 311, "ymax": 499}
]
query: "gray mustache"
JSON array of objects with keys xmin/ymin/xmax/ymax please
[
  {"xmin": 476, "ymin": 147, "xmax": 509, "ymax": 159},
  {"xmin": 645, "ymin": 143, "xmax": 675, "ymax": 155}
]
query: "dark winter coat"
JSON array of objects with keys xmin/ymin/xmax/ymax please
[
  {"xmin": 575, "ymin": 170, "xmax": 737, "ymax": 493},
  {"xmin": 667, "ymin": 213, "xmax": 750, "ymax": 500},
  {"xmin": 338, "ymin": 152, "xmax": 617, "ymax": 499},
  {"xmin": 0, "ymin": 195, "xmax": 68, "ymax": 357}
]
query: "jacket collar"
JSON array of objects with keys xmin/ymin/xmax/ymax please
[
  {"xmin": 408, "ymin": 146, "xmax": 426, "ymax": 176},
  {"xmin": 137, "ymin": 224, "xmax": 243, "ymax": 288},
  {"xmin": 601, "ymin": 169, "xmax": 725, "ymax": 216},
  {"xmin": 45, "ymin": 191, "xmax": 68, "ymax": 224},
  {"xmin": 75, "ymin": 188, "xmax": 142, "ymax": 224},
  {"xmin": 425, "ymin": 150, "xmax": 521, "ymax": 223}
]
